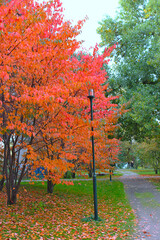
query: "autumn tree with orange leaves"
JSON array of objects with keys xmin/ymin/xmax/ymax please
[{"xmin": 0, "ymin": 0, "xmax": 121, "ymax": 205}]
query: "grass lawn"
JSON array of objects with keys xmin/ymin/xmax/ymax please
[
  {"xmin": 131, "ymin": 169, "xmax": 160, "ymax": 176},
  {"xmin": 72, "ymin": 170, "xmax": 123, "ymax": 179},
  {"xmin": 0, "ymin": 180, "xmax": 136, "ymax": 240},
  {"xmin": 149, "ymin": 178, "xmax": 160, "ymax": 191}
]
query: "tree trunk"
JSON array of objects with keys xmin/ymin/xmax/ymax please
[
  {"xmin": 88, "ymin": 169, "xmax": 92, "ymax": 178},
  {"xmin": 88, "ymin": 162, "xmax": 92, "ymax": 178},
  {"xmin": 71, "ymin": 172, "xmax": 75, "ymax": 178},
  {"xmin": 0, "ymin": 177, "xmax": 5, "ymax": 191},
  {"xmin": 47, "ymin": 180, "xmax": 55, "ymax": 193},
  {"xmin": 0, "ymin": 159, "xmax": 5, "ymax": 191},
  {"xmin": 7, "ymin": 189, "xmax": 17, "ymax": 205},
  {"xmin": 155, "ymin": 169, "xmax": 158, "ymax": 174}
]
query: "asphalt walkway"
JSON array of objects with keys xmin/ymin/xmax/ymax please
[{"xmin": 119, "ymin": 170, "xmax": 160, "ymax": 240}]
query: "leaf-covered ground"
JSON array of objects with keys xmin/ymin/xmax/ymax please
[{"xmin": 0, "ymin": 180, "xmax": 136, "ymax": 239}]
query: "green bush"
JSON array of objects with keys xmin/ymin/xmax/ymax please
[{"xmin": 63, "ymin": 171, "xmax": 72, "ymax": 179}]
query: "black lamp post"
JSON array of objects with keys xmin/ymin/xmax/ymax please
[{"xmin": 88, "ymin": 89, "xmax": 98, "ymax": 220}]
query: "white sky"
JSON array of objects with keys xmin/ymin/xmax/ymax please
[{"xmin": 61, "ymin": 0, "xmax": 119, "ymax": 52}]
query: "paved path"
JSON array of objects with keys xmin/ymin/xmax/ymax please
[{"xmin": 119, "ymin": 170, "xmax": 160, "ymax": 240}]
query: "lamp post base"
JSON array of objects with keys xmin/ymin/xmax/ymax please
[{"xmin": 93, "ymin": 174, "xmax": 98, "ymax": 220}]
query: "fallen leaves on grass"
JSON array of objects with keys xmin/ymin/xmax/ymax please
[{"xmin": 0, "ymin": 181, "xmax": 135, "ymax": 239}]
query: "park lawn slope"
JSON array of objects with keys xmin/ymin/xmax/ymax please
[
  {"xmin": 0, "ymin": 180, "xmax": 136, "ymax": 239},
  {"xmin": 131, "ymin": 169, "xmax": 160, "ymax": 176}
]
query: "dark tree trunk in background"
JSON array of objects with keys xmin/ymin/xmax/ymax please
[
  {"xmin": 0, "ymin": 160, "xmax": 5, "ymax": 191},
  {"xmin": 88, "ymin": 162, "xmax": 92, "ymax": 178},
  {"xmin": 0, "ymin": 177, "xmax": 5, "ymax": 191},
  {"xmin": 88, "ymin": 168, "xmax": 92, "ymax": 178},
  {"xmin": 71, "ymin": 172, "xmax": 75, "ymax": 178},
  {"xmin": 47, "ymin": 180, "xmax": 55, "ymax": 193},
  {"xmin": 155, "ymin": 169, "xmax": 158, "ymax": 174},
  {"xmin": 88, "ymin": 171, "xmax": 92, "ymax": 178}
]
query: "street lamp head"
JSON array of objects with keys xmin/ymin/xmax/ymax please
[{"xmin": 88, "ymin": 89, "xmax": 95, "ymax": 99}]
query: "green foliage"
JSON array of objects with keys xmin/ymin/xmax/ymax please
[
  {"xmin": 118, "ymin": 141, "xmax": 137, "ymax": 165},
  {"xmin": 63, "ymin": 171, "xmax": 73, "ymax": 179},
  {"xmin": 97, "ymin": 0, "xmax": 160, "ymax": 142},
  {"xmin": 134, "ymin": 138, "xmax": 160, "ymax": 173},
  {"xmin": 119, "ymin": 136, "xmax": 160, "ymax": 171}
]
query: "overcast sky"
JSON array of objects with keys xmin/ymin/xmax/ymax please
[{"xmin": 61, "ymin": 0, "xmax": 119, "ymax": 51}]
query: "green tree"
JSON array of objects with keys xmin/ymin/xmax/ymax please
[
  {"xmin": 118, "ymin": 141, "xmax": 136, "ymax": 167},
  {"xmin": 97, "ymin": 0, "xmax": 160, "ymax": 142}
]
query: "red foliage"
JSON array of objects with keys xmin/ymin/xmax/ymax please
[{"xmin": 0, "ymin": 0, "xmax": 121, "ymax": 203}]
